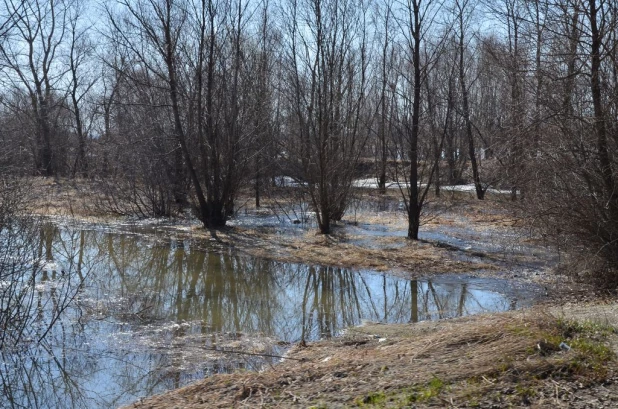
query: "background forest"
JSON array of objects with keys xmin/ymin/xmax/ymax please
[{"xmin": 0, "ymin": 0, "xmax": 617, "ymax": 279}]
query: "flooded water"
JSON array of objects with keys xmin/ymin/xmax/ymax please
[
  {"xmin": 228, "ymin": 197, "xmax": 557, "ymax": 271},
  {"xmin": 1, "ymin": 222, "xmax": 542, "ymax": 408}
]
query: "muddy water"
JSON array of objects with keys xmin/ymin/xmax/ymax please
[{"xmin": 1, "ymin": 223, "xmax": 541, "ymax": 409}]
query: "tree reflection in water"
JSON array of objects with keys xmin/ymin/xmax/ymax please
[{"xmin": 1, "ymin": 223, "xmax": 537, "ymax": 408}]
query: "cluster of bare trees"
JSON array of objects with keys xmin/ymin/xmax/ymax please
[{"xmin": 0, "ymin": 0, "xmax": 618, "ymax": 265}]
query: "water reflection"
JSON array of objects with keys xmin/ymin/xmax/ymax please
[{"xmin": 1, "ymin": 223, "xmax": 539, "ymax": 408}]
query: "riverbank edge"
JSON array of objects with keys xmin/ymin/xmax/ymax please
[
  {"xmin": 121, "ymin": 306, "xmax": 618, "ymax": 408},
  {"xmin": 28, "ymin": 178, "xmax": 618, "ymax": 407}
]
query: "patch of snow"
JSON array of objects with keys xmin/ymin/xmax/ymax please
[
  {"xmin": 350, "ymin": 180, "xmax": 515, "ymax": 195},
  {"xmin": 442, "ymin": 184, "xmax": 515, "ymax": 195},
  {"xmin": 351, "ymin": 179, "xmax": 415, "ymax": 189},
  {"xmin": 351, "ymin": 178, "xmax": 380, "ymax": 188},
  {"xmin": 40, "ymin": 261, "xmax": 64, "ymax": 272},
  {"xmin": 34, "ymin": 281, "xmax": 61, "ymax": 292},
  {"xmin": 274, "ymin": 176, "xmax": 306, "ymax": 187}
]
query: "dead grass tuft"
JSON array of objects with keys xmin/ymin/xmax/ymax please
[
  {"xmin": 123, "ymin": 309, "xmax": 617, "ymax": 408},
  {"xmin": 205, "ymin": 226, "xmax": 495, "ymax": 275}
]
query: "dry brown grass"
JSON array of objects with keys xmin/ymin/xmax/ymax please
[
  {"xmin": 196, "ymin": 226, "xmax": 496, "ymax": 275},
  {"xmin": 28, "ymin": 177, "xmax": 108, "ymax": 218},
  {"xmin": 122, "ymin": 309, "xmax": 617, "ymax": 408}
]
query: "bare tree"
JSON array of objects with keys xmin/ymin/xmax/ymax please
[
  {"xmin": 106, "ymin": 0, "xmax": 257, "ymax": 227},
  {"xmin": 425, "ymin": 36, "xmax": 457, "ymax": 197},
  {"xmin": 483, "ymin": 0, "xmax": 530, "ymax": 200},
  {"xmin": 454, "ymin": 0, "xmax": 485, "ymax": 199},
  {"xmin": 0, "ymin": 0, "xmax": 70, "ymax": 176},
  {"xmin": 67, "ymin": 2, "xmax": 96, "ymax": 178},
  {"xmin": 394, "ymin": 0, "xmax": 444, "ymax": 239},
  {"xmin": 282, "ymin": 0, "xmax": 370, "ymax": 234},
  {"xmin": 523, "ymin": 0, "xmax": 618, "ymax": 281},
  {"xmin": 374, "ymin": 0, "xmax": 397, "ymax": 195},
  {"xmin": 248, "ymin": 0, "xmax": 280, "ymax": 208}
]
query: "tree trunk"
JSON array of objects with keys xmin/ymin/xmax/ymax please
[
  {"xmin": 407, "ymin": 0, "xmax": 422, "ymax": 240},
  {"xmin": 589, "ymin": 0, "xmax": 614, "ymax": 195},
  {"xmin": 458, "ymin": 9, "xmax": 484, "ymax": 200}
]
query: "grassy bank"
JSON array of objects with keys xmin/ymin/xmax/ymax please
[{"xmin": 123, "ymin": 309, "xmax": 618, "ymax": 408}]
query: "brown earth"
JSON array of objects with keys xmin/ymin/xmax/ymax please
[{"xmin": 26, "ymin": 178, "xmax": 618, "ymax": 408}]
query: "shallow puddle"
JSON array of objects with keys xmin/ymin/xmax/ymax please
[
  {"xmin": 2, "ymin": 222, "xmax": 542, "ymax": 408},
  {"xmin": 339, "ymin": 220, "xmax": 557, "ymax": 269},
  {"xmin": 229, "ymin": 200, "xmax": 558, "ymax": 270}
]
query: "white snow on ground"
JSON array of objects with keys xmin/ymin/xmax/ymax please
[
  {"xmin": 351, "ymin": 178, "xmax": 411, "ymax": 189},
  {"xmin": 40, "ymin": 261, "xmax": 64, "ymax": 272},
  {"xmin": 351, "ymin": 179, "xmax": 514, "ymax": 195},
  {"xmin": 441, "ymin": 184, "xmax": 515, "ymax": 195},
  {"xmin": 272, "ymin": 175, "xmax": 514, "ymax": 195},
  {"xmin": 274, "ymin": 176, "xmax": 306, "ymax": 187}
]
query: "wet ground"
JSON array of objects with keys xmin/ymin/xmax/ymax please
[
  {"xmin": 227, "ymin": 196, "xmax": 558, "ymax": 270},
  {"xmin": 1, "ymin": 197, "xmax": 558, "ymax": 409}
]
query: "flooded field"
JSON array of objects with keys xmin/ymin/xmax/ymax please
[
  {"xmin": 230, "ymin": 196, "xmax": 557, "ymax": 270},
  {"xmin": 1, "ymin": 220, "xmax": 543, "ymax": 408}
]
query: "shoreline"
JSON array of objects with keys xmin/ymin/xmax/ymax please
[{"xmin": 23, "ymin": 178, "xmax": 618, "ymax": 408}]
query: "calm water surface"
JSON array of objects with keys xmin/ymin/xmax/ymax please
[{"xmin": 1, "ymin": 222, "xmax": 541, "ymax": 408}]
